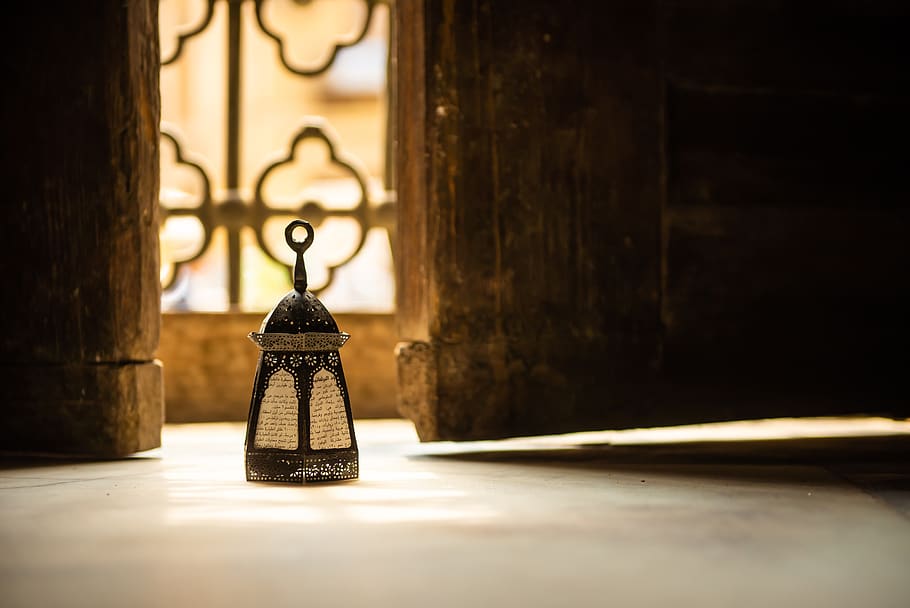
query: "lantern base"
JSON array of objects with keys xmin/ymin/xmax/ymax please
[
  {"xmin": 246, "ymin": 449, "xmax": 358, "ymax": 483},
  {"xmin": 304, "ymin": 450, "xmax": 359, "ymax": 482},
  {"xmin": 245, "ymin": 451, "xmax": 305, "ymax": 483}
]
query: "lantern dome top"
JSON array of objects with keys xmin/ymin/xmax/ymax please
[
  {"xmin": 248, "ymin": 220, "xmax": 349, "ymax": 351},
  {"xmin": 256, "ymin": 218, "xmax": 339, "ymax": 334},
  {"xmin": 258, "ymin": 289, "xmax": 339, "ymax": 334}
]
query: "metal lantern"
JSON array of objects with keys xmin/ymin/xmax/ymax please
[{"xmin": 244, "ymin": 220, "xmax": 358, "ymax": 483}]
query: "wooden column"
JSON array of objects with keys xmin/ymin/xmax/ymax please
[
  {"xmin": 396, "ymin": 0, "xmax": 662, "ymax": 440},
  {"xmin": 0, "ymin": 2, "xmax": 163, "ymax": 456}
]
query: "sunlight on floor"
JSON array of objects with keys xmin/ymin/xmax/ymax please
[
  {"xmin": 411, "ymin": 416, "xmax": 910, "ymax": 454},
  {"xmin": 156, "ymin": 416, "xmax": 910, "ymax": 526},
  {"xmin": 561, "ymin": 416, "xmax": 910, "ymax": 444},
  {"xmin": 160, "ymin": 420, "xmax": 496, "ymax": 526},
  {"xmin": 3, "ymin": 417, "xmax": 909, "ymax": 608}
]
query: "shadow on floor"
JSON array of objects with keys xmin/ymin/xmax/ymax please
[
  {"xmin": 412, "ymin": 434, "xmax": 910, "ymax": 515},
  {"xmin": 412, "ymin": 433, "xmax": 910, "ymax": 466}
]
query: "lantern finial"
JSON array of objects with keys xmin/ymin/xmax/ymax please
[{"xmin": 285, "ymin": 219, "xmax": 314, "ymax": 293}]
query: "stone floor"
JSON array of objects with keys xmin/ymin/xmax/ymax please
[{"xmin": 2, "ymin": 418, "xmax": 909, "ymax": 608}]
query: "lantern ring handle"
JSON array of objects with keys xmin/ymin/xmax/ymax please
[
  {"xmin": 285, "ymin": 219, "xmax": 315, "ymax": 253},
  {"xmin": 285, "ymin": 220, "xmax": 314, "ymax": 292}
]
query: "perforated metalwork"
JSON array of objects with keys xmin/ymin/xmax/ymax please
[
  {"xmin": 249, "ymin": 332, "xmax": 349, "ymax": 351},
  {"xmin": 303, "ymin": 450, "xmax": 359, "ymax": 482},
  {"xmin": 245, "ymin": 452, "xmax": 305, "ymax": 483},
  {"xmin": 259, "ymin": 290, "xmax": 339, "ymax": 333},
  {"xmin": 245, "ymin": 347, "xmax": 359, "ymax": 484}
]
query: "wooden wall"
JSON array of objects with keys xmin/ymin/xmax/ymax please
[
  {"xmin": 396, "ymin": 0, "xmax": 909, "ymax": 440},
  {"xmin": 660, "ymin": 1, "xmax": 909, "ymax": 417}
]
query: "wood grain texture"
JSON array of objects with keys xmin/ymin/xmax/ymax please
[
  {"xmin": 397, "ymin": 0, "xmax": 662, "ymax": 439},
  {"xmin": 0, "ymin": 1, "xmax": 160, "ymax": 364},
  {"xmin": 0, "ymin": 1, "xmax": 162, "ymax": 455},
  {"xmin": 397, "ymin": 0, "xmax": 910, "ymax": 440},
  {"xmin": 0, "ymin": 362, "xmax": 163, "ymax": 457},
  {"xmin": 395, "ymin": 0, "xmax": 429, "ymax": 343}
]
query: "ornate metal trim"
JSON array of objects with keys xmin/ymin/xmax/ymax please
[{"xmin": 248, "ymin": 331, "xmax": 350, "ymax": 351}]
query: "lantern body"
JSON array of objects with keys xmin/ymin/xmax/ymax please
[{"xmin": 244, "ymin": 222, "xmax": 358, "ymax": 483}]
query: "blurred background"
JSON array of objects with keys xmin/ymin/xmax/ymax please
[{"xmin": 159, "ymin": 0, "xmax": 395, "ymax": 313}]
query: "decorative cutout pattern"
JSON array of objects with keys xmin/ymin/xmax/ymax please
[
  {"xmin": 161, "ymin": 0, "xmax": 216, "ymax": 66},
  {"xmin": 159, "ymin": 126, "xmax": 214, "ymax": 290},
  {"xmin": 245, "ymin": 452, "xmax": 305, "ymax": 482},
  {"xmin": 253, "ymin": 0, "xmax": 380, "ymax": 77},
  {"xmin": 251, "ymin": 121, "xmax": 380, "ymax": 293},
  {"xmin": 159, "ymin": 0, "xmax": 395, "ymax": 307},
  {"xmin": 248, "ymin": 332, "xmax": 349, "ymax": 351},
  {"xmin": 245, "ymin": 347, "xmax": 358, "ymax": 483},
  {"xmin": 304, "ymin": 451, "xmax": 359, "ymax": 482}
]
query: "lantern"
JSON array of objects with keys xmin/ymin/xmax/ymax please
[{"xmin": 244, "ymin": 220, "xmax": 358, "ymax": 483}]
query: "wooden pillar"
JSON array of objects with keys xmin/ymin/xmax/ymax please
[
  {"xmin": 396, "ymin": 1, "xmax": 909, "ymax": 440},
  {"xmin": 0, "ymin": 2, "xmax": 163, "ymax": 456},
  {"xmin": 395, "ymin": 0, "xmax": 662, "ymax": 440}
]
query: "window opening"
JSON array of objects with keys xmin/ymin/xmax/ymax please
[{"xmin": 159, "ymin": 0, "xmax": 396, "ymax": 312}]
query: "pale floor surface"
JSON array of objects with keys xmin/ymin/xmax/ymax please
[{"xmin": 2, "ymin": 418, "xmax": 910, "ymax": 608}]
